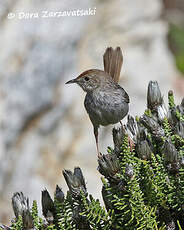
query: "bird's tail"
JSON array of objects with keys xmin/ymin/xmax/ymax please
[{"xmin": 103, "ymin": 47, "xmax": 123, "ymax": 83}]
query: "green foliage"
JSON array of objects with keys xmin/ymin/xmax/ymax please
[
  {"xmin": 1, "ymin": 82, "xmax": 184, "ymax": 230},
  {"xmin": 55, "ymin": 193, "xmax": 76, "ymax": 230},
  {"xmin": 11, "ymin": 216, "xmax": 23, "ymax": 230},
  {"xmin": 163, "ymin": 118, "xmax": 172, "ymax": 137},
  {"xmin": 80, "ymin": 193, "xmax": 113, "ymax": 230},
  {"xmin": 31, "ymin": 200, "xmax": 40, "ymax": 228}
]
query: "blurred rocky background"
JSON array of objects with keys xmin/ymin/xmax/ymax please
[{"xmin": 0, "ymin": 0, "xmax": 183, "ymax": 225}]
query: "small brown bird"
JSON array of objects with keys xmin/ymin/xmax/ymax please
[{"xmin": 66, "ymin": 47, "xmax": 129, "ymax": 156}]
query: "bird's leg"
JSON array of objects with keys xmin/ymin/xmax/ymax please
[
  {"xmin": 128, "ymin": 136, "xmax": 135, "ymax": 152},
  {"xmin": 94, "ymin": 127, "xmax": 101, "ymax": 158},
  {"xmin": 119, "ymin": 120, "xmax": 134, "ymax": 151}
]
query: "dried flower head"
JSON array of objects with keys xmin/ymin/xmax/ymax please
[
  {"xmin": 140, "ymin": 114, "xmax": 165, "ymax": 140},
  {"xmin": 157, "ymin": 104, "xmax": 168, "ymax": 121},
  {"xmin": 12, "ymin": 192, "xmax": 30, "ymax": 219},
  {"xmin": 98, "ymin": 153, "xmax": 121, "ymax": 183},
  {"xmin": 136, "ymin": 139, "xmax": 152, "ymax": 160},
  {"xmin": 126, "ymin": 115, "xmax": 138, "ymax": 143},
  {"xmin": 163, "ymin": 138, "xmax": 178, "ymax": 164},
  {"xmin": 112, "ymin": 127, "xmax": 126, "ymax": 154},
  {"xmin": 41, "ymin": 189, "xmax": 55, "ymax": 223},
  {"xmin": 12, "ymin": 192, "xmax": 34, "ymax": 229},
  {"xmin": 147, "ymin": 81, "xmax": 163, "ymax": 110},
  {"xmin": 63, "ymin": 167, "xmax": 86, "ymax": 198},
  {"xmin": 55, "ymin": 185, "xmax": 64, "ymax": 203},
  {"xmin": 177, "ymin": 98, "xmax": 184, "ymax": 115}
]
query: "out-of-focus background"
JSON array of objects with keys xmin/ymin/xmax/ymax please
[{"xmin": 0, "ymin": 0, "xmax": 184, "ymax": 224}]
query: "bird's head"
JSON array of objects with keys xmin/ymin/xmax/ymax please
[{"xmin": 65, "ymin": 69, "xmax": 108, "ymax": 92}]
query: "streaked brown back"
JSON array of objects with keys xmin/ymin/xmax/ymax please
[{"xmin": 103, "ymin": 47, "xmax": 123, "ymax": 83}]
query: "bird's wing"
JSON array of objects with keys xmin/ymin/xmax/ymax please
[
  {"xmin": 116, "ymin": 84, "xmax": 130, "ymax": 104},
  {"xmin": 123, "ymin": 89, "xmax": 130, "ymax": 103},
  {"xmin": 103, "ymin": 47, "xmax": 123, "ymax": 83}
]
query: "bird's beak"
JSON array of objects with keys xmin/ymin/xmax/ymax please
[{"xmin": 65, "ymin": 78, "xmax": 77, "ymax": 84}]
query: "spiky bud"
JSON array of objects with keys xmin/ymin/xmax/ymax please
[
  {"xmin": 163, "ymin": 138, "xmax": 180, "ymax": 173},
  {"xmin": 177, "ymin": 97, "xmax": 184, "ymax": 115},
  {"xmin": 169, "ymin": 107, "xmax": 179, "ymax": 125},
  {"xmin": 63, "ymin": 167, "xmax": 86, "ymax": 198},
  {"xmin": 98, "ymin": 153, "xmax": 121, "ymax": 183},
  {"xmin": 140, "ymin": 114, "xmax": 165, "ymax": 140},
  {"xmin": 136, "ymin": 139, "xmax": 152, "ymax": 160},
  {"xmin": 55, "ymin": 185, "xmax": 64, "ymax": 203},
  {"xmin": 12, "ymin": 192, "xmax": 34, "ymax": 229},
  {"xmin": 126, "ymin": 115, "xmax": 137, "ymax": 136},
  {"xmin": 147, "ymin": 81, "xmax": 163, "ymax": 110},
  {"xmin": 157, "ymin": 104, "xmax": 168, "ymax": 121},
  {"xmin": 112, "ymin": 127, "xmax": 126, "ymax": 154},
  {"xmin": 41, "ymin": 189, "xmax": 55, "ymax": 223},
  {"xmin": 12, "ymin": 192, "xmax": 30, "ymax": 219},
  {"xmin": 163, "ymin": 139, "xmax": 178, "ymax": 163},
  {"xmin": 126, "ymin": 115, "xmax": 138, "ymax": 143}
]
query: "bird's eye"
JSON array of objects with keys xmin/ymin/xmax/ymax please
[{"xmin": 84, "ymin": 76, "xmax": 89, "ymax": 81}]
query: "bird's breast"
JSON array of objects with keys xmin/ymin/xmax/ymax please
[{"xmin": 84, "ymin": 90, "xmax": 129, "ymax": 127}]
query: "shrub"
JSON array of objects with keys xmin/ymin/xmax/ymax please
[{"xmin": 0, "ymin": 81, "xmax": 184, "ymax": 230}]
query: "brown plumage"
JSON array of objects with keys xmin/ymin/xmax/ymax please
[
  {"xmin": 66, "ymin": 47, "xmax": 129, "ymax": 156},
  {"xmin": 103, "ymin": 47, "xmax": 123, "ymax": 83}
]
